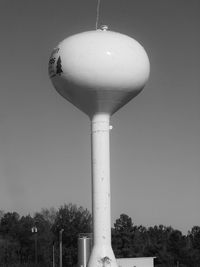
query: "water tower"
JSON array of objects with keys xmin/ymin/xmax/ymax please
[{"xmin": 48, "ymin": 27, "xmax": 150, "ymax": 267}]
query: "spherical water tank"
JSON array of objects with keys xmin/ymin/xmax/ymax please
[{"xmin": 49, "ymin": 29, "xmax": 150, "ymax": 117}]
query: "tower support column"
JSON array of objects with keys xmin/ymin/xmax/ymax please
[{"xmin": 88, "ymin": 113, "xmax": 117, "ymax": 267}]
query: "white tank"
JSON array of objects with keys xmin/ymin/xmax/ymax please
[{"xmin": 49, "ymin": 29, "xmax": 150, "ymax": 118}]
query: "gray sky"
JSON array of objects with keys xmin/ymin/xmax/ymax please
[{"xmin": 0, "ymin": 0, "xmax": 199, "ymax": 234}]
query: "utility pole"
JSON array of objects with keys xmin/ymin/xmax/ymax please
[
  {"xmin": 52, "ymin": 241, "xmax": 55, "ymax": 267},
  {"xmin": 31, "ymin": 226, "xmax": 38, "ymax": 266},
  {"xmin": 59, "ymin": 229, "xmax": 64, "ymax": 267}
]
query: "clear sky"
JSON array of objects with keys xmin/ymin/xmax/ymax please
[{"xmin": 0, "ymin": 0, "xmax": 199, "ymax": 234}]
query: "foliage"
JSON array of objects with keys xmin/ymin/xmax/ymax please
[
  {"xmin": 52, "ymin": 203, "xmax": 92, "ymax": 266},
  {"xmin": 0, "ymin": 204, "xmax": 91, "ymax": 266},
  {"xmin": 112, "ymin": 214, "xmax": 134, "ymax": 257},
  {"xmin": 112, "ymin": 215, "xmax": 200, "ymax": 267},
  {"xmin": 0, "ymin": 206, "xmax": 199, "ymax": 266}
]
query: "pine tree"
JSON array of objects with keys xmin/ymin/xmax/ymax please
[{"xmin": 56, "ymin": 56, "xmax": 63, "ymax": 75}]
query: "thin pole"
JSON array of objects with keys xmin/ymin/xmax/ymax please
[
  {"xmin": 53, "ymin": 243, "xmax": 55, "ymax": 267},
  {"xmin": 95, "ymin": 0, "xmax": 101, "ymax": 30},
  {"xmin": 35, "ymin": 232, "xmax": 38, "ymax": 266},
  {"xmin": 59, "ymin": 229, "xmax": 64, "ymax": 267},
  {"xmin": 31, "ymin": 227, "xmax": 38, "ymax": 266}
]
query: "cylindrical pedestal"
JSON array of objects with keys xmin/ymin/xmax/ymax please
[
  {"xmin": 78, "ymin": 235, "xmax": 92, "ymax": 267},
  {"xmin": 88, "ymin": 113, "xmax": 117, "ymax": 267}
]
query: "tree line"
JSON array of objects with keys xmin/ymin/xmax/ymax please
[{"xmin": 0, "ymin": 204, "xmax": 199, "ymax": 267}]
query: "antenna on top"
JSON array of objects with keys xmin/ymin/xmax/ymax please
[{"xmin": 95, "ymin": 0, "xmax": 101, "ymax": 30}]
